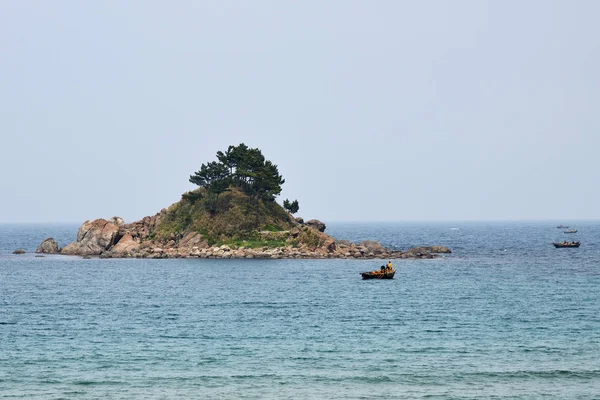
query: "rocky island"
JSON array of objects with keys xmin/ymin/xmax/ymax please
[{"xmin": 37, "ymin": 144, "xmax": 450, "ymax": 260}]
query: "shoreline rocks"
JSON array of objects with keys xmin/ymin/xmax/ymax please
[{"xmin": 39, "ymin": 216, "xmax": 451, "ymax": 260}]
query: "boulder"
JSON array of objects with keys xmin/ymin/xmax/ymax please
[
  {"xmin": 108, "ymin": 216, "xmax": 125, "ymax": 226},
  {"xmin": 424, "ymin": 245, "xmax": 451, "ymax": 254},
  {"xmin": 111, "ymin": 234, "xmax": 140, "ymax": 255},
  {"xmin": 305, "ymin": 219, "xmax": 326, "ymax": 232},
  {"xmin": 404, "ymin": 247, "xmax": 433, "ymax": 258},
  {"xmin": 12, "ymin": 249, "xmax": 25, "ymax": 254},
  {"xmin": 179, "ymin": 232, "xmax": 209, "ymax": 249},
  {"xmin": 36, "ymin": 238, "xmax": 60, "ymax": 254},
  {"xmin": 324, "ymin": 238, "xmax": 337, "ymax": 253},
  {"xmin": 295, "ymin": 217, "xmax": 304, "ymax": 224},
  {"xmin": 359, "ymin": 240, "xmax": 385, "ymax": 254},
  {"xmin": 61, "ymin": 219, "xmax": 120, "ymax": 256}
]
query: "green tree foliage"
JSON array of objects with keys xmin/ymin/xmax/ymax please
[
  {"xmin": 190, "ymin": 144, "xmax": 286, "ymax": 202},
  {"xmin": 189, "ymin": 161, "xmax": 230, "ymax": 193},
  {"xmin": 283, "ymin": 199, "xmax": 299, "ymax": 214}
]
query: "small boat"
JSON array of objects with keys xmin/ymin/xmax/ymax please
[
  {"xmin": 564, "ymin": 229, "xmax": 578, "ymax": 233},
  {"xmin": 552, "ymin": 242, "xmax": 580, "ymax": 248},
  {"xmin": 360, "ymin": 270, "xmax": 396, "ymax": 280},
  {"xmin": 556, "ymin": 225, "xmax": 569, "ymax": 229}
]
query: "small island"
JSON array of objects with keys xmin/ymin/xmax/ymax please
[{"xmin": 37, "ymin": 144, "xmax": 450, "ymax": 259}]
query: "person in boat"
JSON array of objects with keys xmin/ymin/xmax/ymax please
[
  {"xmin": 386, "ymin": 261, "xmax": 393, "ymax": 271},
  {"xmin": 380, "ymin": 265, "xmax": 385, "ymax": 272}
]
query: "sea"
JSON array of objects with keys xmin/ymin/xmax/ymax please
[{"xmin": 1, "ymin": 222, "xmax": 599, "ymax": 399}]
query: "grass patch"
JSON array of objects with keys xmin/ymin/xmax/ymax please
[
  {"xmin": 152, "ymin": 187, "xmax": 297, "ymax": 248},
  {"xmin": 262, "ymin": 224, "xmax": 283, "ymax": 232}
]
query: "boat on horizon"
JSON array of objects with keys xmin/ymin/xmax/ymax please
[
  {"xmin": 360, "ymin": 269, "xmax": 396, "ymax": 280},
  {"xmin": 552, "ymin": 241, "xmax": 580, "ymax": 248},
  {"xmin": 564, "ymin": 229, "xmax": 578, "ymax": 233},
  {"xmin": 556, "ymin": 225, "xmax": 569, "ymax": 229}
]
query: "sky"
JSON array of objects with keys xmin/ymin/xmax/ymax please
[{"xmin": 1, "ymin": 1, "xmax": 599, "ymax": 223}]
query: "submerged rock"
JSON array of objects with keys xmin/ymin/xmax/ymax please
[{"xmin": 12, "ymin": 249, "xmax": 25, "ymax": 254}]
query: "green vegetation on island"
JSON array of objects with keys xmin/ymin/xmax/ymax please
[{"xmin": 156, "ymin": 144, "xmax": 302, "ymax": 246}]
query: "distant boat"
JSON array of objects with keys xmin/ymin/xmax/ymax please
[
  {"xmin": 552, "ymin": 242, "xmax": 580, "ymax": 248},
  {"xmin": 556, "ymin": 225, "xmax": 569, "ymax": 229},
  {"xmin": 360, "ymin": 270, "xmax": 396, "ymax": 280},
  {"xmin": 564, "ymin": 229, "xmax": 578, "ymax": 234}
]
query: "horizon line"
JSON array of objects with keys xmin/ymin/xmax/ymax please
[{"xmin": 1, "ymin": 218, "xmax": 600, "ymax": 225}]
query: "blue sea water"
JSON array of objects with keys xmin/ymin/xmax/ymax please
[{"xmin": 1, "ymin": 222, "xmax": 599, "ymax": 399}]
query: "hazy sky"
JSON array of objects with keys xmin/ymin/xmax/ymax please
[{"xmin": 1, "ymin": 1, "xmax": 599, "ymax": 223}]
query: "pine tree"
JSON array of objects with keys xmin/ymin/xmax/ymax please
[{"xmin": 283, "ymin": 199, "xmax": 299, "ymax": 214}]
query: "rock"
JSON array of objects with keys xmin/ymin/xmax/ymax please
[
  {"xmin": 295, "ymin": 217, "xmax": 304, "ymax": 224},
  {"xmin": 179, "ymin": 232, "xmax": 209, "ymax": 249},
  {"xmin": 108, "ymin": 216, "xmax": 125, "ymax": 226},
  {"xmin": 36, "ymin": 238, "xmax": 60, "ymax": 254},
  {"xmin": 425, "ymin": 245, "xmax": 451, "ymax": 254},
  {"xmin": 324, "ymin": 238, "xmax": 337, "ymax": 253},
  {"xmin": 61, "ymin": 219, "xmax": 120, "ymax": 256},
  {"xmin": 359, "ymin": 240, "xmax": 385, "ymax": 254},
  {"xmin": 405, "ymin": 247, "xmax": 429, "ymax": 254},
  {"xmin": 305, "ymin": 219, "xmax": 326, "ymax": 232},
  {"xmin": 12, "ymin": 249, "xmax": 25, "ymax": 254},
  {"xmin": 82, "ymin": 255, "xmax": 92, "ymax": 259},
  {"xmin": 35, "ymin": 255, "xmax": 45, "ymax": 258},
  {"xmin": 403, "ymin": 247, "xmax": 440, "ymax": 259},
  {"xmin": 111, "ymin": 234, "xmax": 140, "ymax": 255}
]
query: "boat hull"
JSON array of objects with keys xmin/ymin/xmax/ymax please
[
  {"xmin": 361, "ymin": 270, "xmax": 396, "ymax": 280},
  {"xmin": 552, "ymin": 243, "xmax": 580, "ymax": 248}
]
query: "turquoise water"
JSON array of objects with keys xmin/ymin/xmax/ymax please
[{"xmin": 1, "ymin": 222, "xmax": 599, "ymax": 399}]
